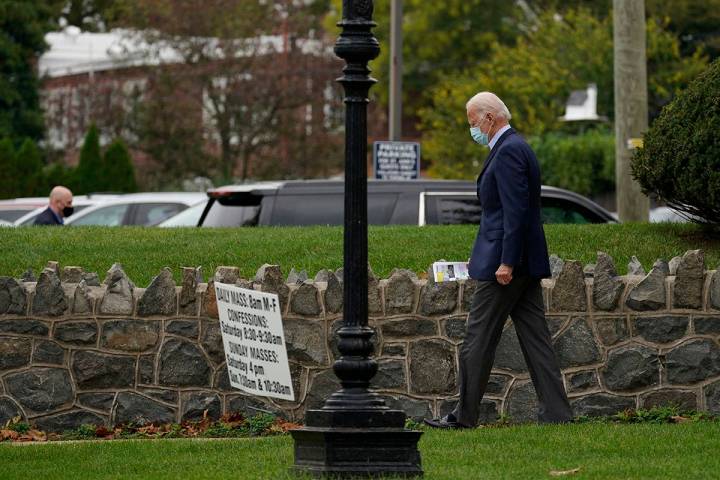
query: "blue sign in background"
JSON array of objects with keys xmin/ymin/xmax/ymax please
[{"xmin": 373, "ymin": 141, "xmax": 421, "ymax": 180}]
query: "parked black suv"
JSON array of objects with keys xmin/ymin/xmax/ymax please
[{"xmin": 197, "ymin": 180, "xmax": 616, "ymax": 227}]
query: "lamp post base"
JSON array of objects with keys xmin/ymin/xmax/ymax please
[{"xmin": 291, "ymin": 424, "xmax": 423, "ymax": 478}]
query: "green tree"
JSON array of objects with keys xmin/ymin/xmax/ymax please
[
  {"xmin": 74, "ymin": 125, "xmax": 105, "ymax": 193},
  {"xmin": 418, "ymin": 9, "xmax": 708, "ymax": 179},
  {"xmin": 633, "ymin": 59, "xmax": 720, "ymax": 225},
  {"xmin": 15, "ymin": 138, "xmax": 44, "ymax": 196},
  {"xmin": 0, "ymin": 1, "xmax": 59, "ymax": 142},
  {"xmin": 0, "ymin": 139, "xmax": 19, "ymax": 199},
  {"xmin": 103, "ymin": 139, "xmax": 137, "ymax": 193}
]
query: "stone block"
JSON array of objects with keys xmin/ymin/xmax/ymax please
[
  {"xmin": 595, "ymin": 317, "xmax": 629, "ymax": 346},
  {"xmin": 287, "ymin": 268, "xmax": 308, "ymax": 285},
  {"xmin": 179, "ymin": 267, "xmax": 201, "ymax": 316},
  {"xmin": 227, "ymin": 394, "xmax": 281, "ymax": 418},
  {"xmin": 442, "ymin": 317, "xmax": 466, "ymax": 340},
  {"xmin": 419, "ymin": 280, "xmax": 458, "ymax": 316},
  {"xmin": 381, "ymin": 343, "xmax": 406, "ymax": 357},
  {"xmin": 673, "ymin": 250, "xmax": 704, "ymax": 309},
  {"xmin": 99, "ymin": 264, "xmax": 135, "ymax": 315},
  {"xmin": 669, "ymin": 256, "xmax": 682, "ymax": 276},
  {"xmin": 641, "ymin": 390, "xmax": 697, "ymax": 411},
  {"xmin": 141, "ymin": 389, "xmax": 178, "ymax": 404},
  {"xmin": 32, "ymin": 340, "xmax": 65, "ymax": 365},
  {"xmin": 159, "ymin": 339, "xmax": 211, "ymax": 387},
  {"xmin": 408, "ymin": 339, "xmax": 456, "ymax": 395},
  {"xmin": 694, "ymin": 316, "xmax": 720, "ymax": 335},
  {"xmin": 593, "ymin": 252, "xmax": 624, "ymax": 311},
  {"xmin": 628, "ymin": 256, "xmax": 646, "ymax": 276},
  {"xmin": 82, "ymin": 272, "xmax": 101, "ymax": 286},
  {"xmin": 368, "ymin": 267, "xmax": 382, "ymax": 315},
  {"xmin": 632, "ymin": 315, "xmax": 688, "ymax": 344},
  {"xmin": 137, "ymin": 268, "xmax": 177, "ymax": 316},
  {"xmin": 72, "ymin": 281, "xmax": 93, "ymax": 314},
  {"xmin": 385, "ymin": 269, "xmax": 418, "ymax": 315},
  {"xmin": 166, "ymin": 319, "xmax": 199, "ymax": 339},
  {"xmin": 72, "ymin": 351, "xmax": 136, "ymax": 389},
  {"xmin": 138, "ymin": 355, "xmax": 154, "ymax": 384},
  {"xmin": 214, "ymin": 365, "xmax": 231, "ymax": 391},
  {"xmin": 200, "ymin": 321, "xmax": 226, "ymax": 366},
  {"xmin": 54, "ymin": 321, "xmax": 97, "ymax": 346},
  {"xmin": 549, "ymin": 254, "xmax": 564, "ymax": 279},
  {"xmin": 100, "ymin": 320, "xmax": 159, "ymax": 352},
  {"xmin": 505, "ymin": 381, "xmax": 538, "ymax": 423},
  {"xmin": 32, "ymin": 269, "xmax": 68, "ymax": 316},
  {"xmin": 384, "ymin": 396, "xmax": 433, "ymax": 422},
  {"xmin": 290, "ymin": 282, "xmax": 322, "ymax": 316},
  {"xmin": 324, "ymin": 273, "xmax": 343, "ymax": 314},
  {"xmin": 370, "ymin": 359, "xmax": 406, "ymax": 390},
  {"xmin": 34, "ymin": 410, "xmax": 107, "ymax": 432},
  {"xmin": 553, "ymin": 317, "xmax": 601, "ymax": 369},
  {"xmin": 546, "ymin": 316, "xmax": 568, "ymax": 337},
  {"xmin": 61, "ymin": 266, "xmax": 84, "ymax": 283},
  {"xmin": 381, "ymin": 318, "xmax": 437, "ymax": 338},
  {"xmin": 571, "ymin": 393, "xmax": 635, "ymax": 417},
  {"xmin": 77, "ymin": 393, "xmax": 115, "ymax": 412},
  {"xmin": 180, "ymin": 391, "xmax": 221, "ymax": 421},
  {"xmin": 710, "ymin": 270, "xmax": 720, "ymax": 310},
  {"xmin": 0, "ymin": 337, "xmax": 31, "ymax": 371},
  {"xmin": 666, "ymin": 339, "xmax": 720, "ymax": 385},
  {"xmin": 113, "ymin": 392, "xmax": 176, "ymax": 425},
  {"xmin": 20, "ymin": 268, "xmax": 36, "ymax": 283},
  {"xmin": 626, "ymin": 267, "xmax": 666, "ymax": 311},
  {"xmin": 214, "ymin": 266, "xmax": 240, "ymax": 284},
  {"xmin": 284, "ymin": 318, "xmax": 328, "ymax": 366},
  {"xmin": 5, "ymin": 367, "xmax": 74, "ymax": 414},
  {"xmin": 254, "ymin": 264, "xmax": 289, "ymax": 313},
  {"xmin": 550, "ymin": 261, "xmax": 587, "ymax": 312},
  {"xmin": 0, "ymin": 319, "xmax": 49, "ymax": 336},
  {"xmin": 566, "ymin": 370, "xmax": 599, "ymax": 393},
  {"xmin": 601, "ymin": 343, "xmax": 659, "ymax": 391},
  {"xmin": 653, "ymin": 259, "xmax": 670, "ymax": 276},
  {"xmin": 705, "ymin": 380, "xmax": 720, "ymax": 415},
  {"xmin": 0, "ymin": 397, "xmax": 24, "ymax": 425},
  {"xmin": 314, "ymin": 269, "xmax": 330, "ymax": 283},
  {"xmin": 202, "ymin": 280, "xmax": 218, "ymax": 319},
  {"xmin": 0, "ymin": 277, "xmax": 27, "ymax": 315},
  {"xmin": 486, "ymin": 374, "xmax": 512, "ymax": 396}
]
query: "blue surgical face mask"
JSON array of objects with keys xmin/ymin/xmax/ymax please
[{"xmin": 470, "ymin": 126, "xmax": 489, "ymax": 146}]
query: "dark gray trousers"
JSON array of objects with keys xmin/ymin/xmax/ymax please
[{"xmin": 452, "ymin": 275, "xmax": 572, "ymax": 426}]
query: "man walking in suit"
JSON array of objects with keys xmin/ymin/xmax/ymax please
[
  {"xmin": 34, "ymin": 186, "xmax": 74, "ymax": 226},
  {"xmin": 424, "ymin": 92, "xmax": 572, "ymax": 428}
]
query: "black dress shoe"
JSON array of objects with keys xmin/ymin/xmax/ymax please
[{"xmin": 423, "ymin": 414, "xmax": 466, "ymax": 429}]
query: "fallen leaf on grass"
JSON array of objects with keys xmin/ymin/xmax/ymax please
[
  {"xmin": 670, "ymin": 415, "xmax": 691, "ymax": 424},
  {"xmin": 1, "ymin": 429, "xmax": 19, "ymax": 441},
  {"xmin": 549, "ymin": 467, "xmax": 581, "ymax": 476}
]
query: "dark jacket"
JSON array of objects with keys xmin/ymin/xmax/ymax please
[
  {"xmin": 468, "ymin": 128, "xmax": 551, "ymax": 281},
  {"xmin": 33, "ymin": 207, "xmax": 63, "ymax": 226}
]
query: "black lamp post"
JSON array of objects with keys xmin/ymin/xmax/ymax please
[{"xmin": 290, "ymin": 0, "xmax": 423, "ymax": 476}]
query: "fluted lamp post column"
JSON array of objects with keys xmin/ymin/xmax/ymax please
[{"xmin": 290, "ymin": 0, "xmax": 423, "ymax": 476}]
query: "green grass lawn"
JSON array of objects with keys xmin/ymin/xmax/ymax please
[
  {"xmin": 0, "ymin": 223, "xmax": 717, "ymax": 284},
  {"xmin": 1, "ymin": 423, "xmax": 719, "ymax": 479}
]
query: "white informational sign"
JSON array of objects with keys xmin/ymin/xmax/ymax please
[
  {"xmin": 215, "ymin": 283, "xmax": 295, "ymax": 401},
  {"xmin": 373, "ymin": 141, "xmax": 421, "ymax": 180},
  {"xmin": 432, "ymin": 261, "xmax": 470, "ymax": 282}
]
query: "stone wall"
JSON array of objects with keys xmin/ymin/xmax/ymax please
[{"xmin": 1, "ymin": 250, "xmax": 720, "ymax": 431}]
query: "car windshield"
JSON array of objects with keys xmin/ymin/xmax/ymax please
[{"xmin": 158, "ymin": 202, "xmax": 207, "ymax": 227}]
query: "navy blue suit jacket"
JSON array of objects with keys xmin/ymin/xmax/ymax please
[
  {"xmin": 33, "ymin": 207, "xmax": 63, "ymax": 226},
  {"xmin": 468, "ymin": 128, "xmax": 551, "ymax": 281}
]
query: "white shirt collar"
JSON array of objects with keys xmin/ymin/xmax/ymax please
[{"xmin": 489, "ymin": 124, "xmax": 512, "ymax": 150}]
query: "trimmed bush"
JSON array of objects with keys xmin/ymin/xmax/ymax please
[
  {"xmin": 15, "ymin": 138, "xmax": 44, "ymax": 196},
  {"xmin": 74, "ymin": 124, "xmax": 105, "ymax": 194},
  {"xmin": 633, "ymin": 59, "xmax": 720, "ymax": 225},
  {"xmin": 528, "ymin": 128, "xmax": 615, "ymax": 197},
  {"xmin": 0, "ymin": 138, "xmax": 19, "ymax": 199}
]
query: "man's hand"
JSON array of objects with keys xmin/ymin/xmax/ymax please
[{"xmin": 495, "ymin": 264, "xmax": 513, "ymax": 285}]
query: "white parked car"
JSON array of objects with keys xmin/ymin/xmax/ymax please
[
  {"xmin": 64, "ymin": 193, "xmax": 206, "ymax": 226},
  {"xmin": 157, "ymin": 200, "xmax": 209, "ymax": 227}
]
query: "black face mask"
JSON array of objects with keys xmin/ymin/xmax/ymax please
[{"xmin": 63, "ymin": 206, "xmax": 75, "ymax": 217}]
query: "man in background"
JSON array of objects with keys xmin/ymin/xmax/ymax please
[{"xmin": 34, "ymin": 186, "xmax": 74, "ymax": 225}]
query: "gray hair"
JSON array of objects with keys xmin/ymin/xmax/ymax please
[{"xmin": 466, "ymin": 92, "xmax": 512, "ymax": 120}]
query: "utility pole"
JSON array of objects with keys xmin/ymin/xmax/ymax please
[
  {"xmin": 613, "ymin": 0, "xmax": 649, "ymax": 221},
  {"xmin": 389, "ymin": 0, "xmax": 402, "ymax": 141}
]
